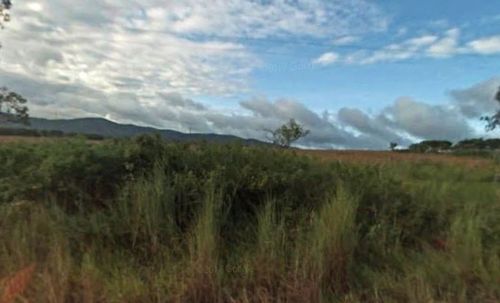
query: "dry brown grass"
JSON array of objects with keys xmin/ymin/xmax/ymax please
[
  {"xmin": 296, "ymin": 149, "xmax": 493, "ymax": 168},
  {"xmin": 0, "ymin": 135, "xmax": 103, "ymax": 144},
  {"xmin": 0, "ymin": 135, "xmax": 55, "ymax": 143},
  {"xmin": 1, "ymin": 264, "xmax": 36, "ymax": 303}
]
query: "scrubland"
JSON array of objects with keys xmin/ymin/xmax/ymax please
[{"xmin": 0, "ymin": 136, "xmax": 499, "ymax": 302}]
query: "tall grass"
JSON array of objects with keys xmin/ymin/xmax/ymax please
[
  {"xmin": 0, "ymin": 137, "xmax": 498, "ymax": 302},
  {"xmin": 297, "ymin": 187, "xmax": 359, "ymax": 299}
]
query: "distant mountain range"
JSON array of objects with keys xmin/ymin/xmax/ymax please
[{"xmin": 0, "ymin": 115, "xmax": 267, "ymax": 145}]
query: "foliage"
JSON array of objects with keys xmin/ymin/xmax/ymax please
[
  {"xmin": 266, "ymin": 118, "xmax": 310, "ymax": 147},
  {"xmin": 409, "ymin": 140, "xmax": 453, "ymax": 152},
  {"xmin": 454, "ymin": 138, "xmax": 500, "ymax": 150},
  {"xmin": 389, "ymin": 141, "xmax": 398, "ymax": 151},
  {"xmin": 0, "ymin": 87, "xmax": 29, "ymax": 125},
  {"xmin": 0, "ymin": 0, "xmax": 11, "ymax": 29},
  {"xmin": 0, "ymin": 127, "xmax": 105, "ymax": 140},
  {"xmin": 0, "ymin": 136, "xmax": 498, "ymax": 302}
]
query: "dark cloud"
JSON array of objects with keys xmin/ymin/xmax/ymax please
[
  {"xmin": 337, "ymin": 107, "xmax": 410, "ymax": 145},
  {"xmin": 449, "ymin": 77, "xmax": 500, "ymax": 118},
  {"xmin": 158, "ymin": 93, "xmax": 207, "ymax": 111},
  {"xmin": 381, "ymin": 97, "xmax": 474, "ymax": 141}
]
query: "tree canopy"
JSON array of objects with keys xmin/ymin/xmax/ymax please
[
  {"xmin": 0, "ymin": 87, "xmax": 29, "ymax": 124},
  {"xmin": 266, "ymin": 119, "xmax": 310, "ymax": 148},
  {"xmin": 0, "ymin": 0, "xmax": 11, "ymax": 29},
  {"xmin": 409, "ymin": 140, "xmax": 453, "ymax": 152}
]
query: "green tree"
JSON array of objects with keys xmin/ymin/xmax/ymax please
[
  {"xmin": 266, "ymin": 118, "xmax": 310, "ymax": 148},
  {"xmin": 481, "ymin": 86, "xmax": 500, "ymax": 131},
  {"xmin": 389, "ymin": 142, "xmax": 398, "ymax": 151},
  {"xmin": 0, "ymin": 0, "xmax": 11, "ymax": 29},
  {"xmin": 0, "ymin": 87, "xmax": 29, "ymax": 124}
]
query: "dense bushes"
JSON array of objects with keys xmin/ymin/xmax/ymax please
[
  {"xmin": 0, "ymin": 135, "xmax": 498, "ymax": 302},
  {"xmin": 408, "ymin": 138, "xmax": 500, "ymax": 154},
  {"xmin": 0, "ymin": 127, "xmax": 105, "ymax": 140}
]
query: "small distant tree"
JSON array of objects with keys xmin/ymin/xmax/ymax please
[
  {"xmin": 266, "ymin": 118, "xmax": 310, "ymax": 148},
  {"xmin": 1, "ymin": 0, "xmax": 12, "ymax": 49},
  {"xmin": 389, "ymin": 142, "xmax": 398, "ymax": 151},
  {"xmin": 481, "ymin": 86, "xmax": 500, "ymax": 131},
  {"xmin": 0, "ymin": 0, "xmax": 11, "ymax": 29},
  {"xmin": 0, "ymin": 87, "xmax": 29, "ymax": 124}
]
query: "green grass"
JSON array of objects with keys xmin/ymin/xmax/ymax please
[{"xmin": 0, "ymin": 135, "xmax": 499, "ymax": 302}]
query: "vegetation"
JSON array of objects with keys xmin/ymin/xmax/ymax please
[
  {"xmin": 409, "ymin": 140, "xmax": 453, "ymax": 153},
  {"xmin": 0, "ymin": 87, "xmax": 29, "ymax": 125},
  {"xmin": 389, "ymin": 142, "xmax": 398, "ymax": 151},
  {"xmin": 266, "ymin": 118, "xmax": 310, "ymax": 147},
  {"xmin": 0, "ymin": 0, "xmax": 11, "ymax": 30},
  {"xmin": 454, "ymin": 138, "xmax": 500, "ymax": 150},
  {"xmin": 408, "ymin": 138, "xmax": 500, "ymax": 154},
  {"xmin": 0, "ymin": 127, "xmax": 105, "ymax": 140},
  {"xmin": 0, "ymin": 135, "xmax": 498, "ymax": 302}
]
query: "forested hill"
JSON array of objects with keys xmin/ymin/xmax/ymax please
[{"xmin": 0, "ymin": 115, "xmax": 267, "ymax": 144}]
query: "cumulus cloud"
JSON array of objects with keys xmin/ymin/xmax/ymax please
[
  {"xmin": 381, "ymin": 97, "xmax": 473, "ymax": 141},
  {"xmin": 450, "ymin": 77, "xmax": 500, "ymax": 118},
  {"xmin": 466, "ymin": 36, "xmax": 500, "ymax": 54},
  {"xmin": 337, "ymin": 108, "xmax": 411, "ymax": 146},
  {"xmin": 0, "ymin": 1, "xmax": 493, "ymax": 148}
]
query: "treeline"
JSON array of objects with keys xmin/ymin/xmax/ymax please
[
  {"xmin": 0, "ymin": 127, "xmax": 105, "ymax": 140},
  {"xmin": 409, "ymin": 138, "xmax": 500, "ymax": 153}
]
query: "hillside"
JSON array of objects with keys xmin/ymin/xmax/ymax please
[{"xmin": 0, "ymin": 115, "xmax": 267, "ymax": 145}]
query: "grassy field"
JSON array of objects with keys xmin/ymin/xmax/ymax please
[
  {"xmin": 0, "ymin": 135, "xmax": 55, "ymax": 143},
  {"xmin": 0, "ymin": 135, "xmax": 499, "ymax": 302},
  {"xmin": 298, "ymin": 149, "xmax": 496, "ymax": 168}
]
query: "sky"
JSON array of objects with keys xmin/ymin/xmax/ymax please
[{"xmin": 0, "ymin": 0, "xmax": 499, "ymax": 149}]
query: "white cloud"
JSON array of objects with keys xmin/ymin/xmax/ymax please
[
  {"xmin": 0, "ymin": 0, "xmax": 388, "ymax": 102},
  {"xmin": 426, "ymin": 28, "xmax": 460, "ymax": 58},
  {"xmin": 331, "ymin": 28, "xmax": 500, "ymax": 66},
  {"xmin": 2, "ymin": 63, "xmax": 489, "ymax": 148},
  {"xmin": 1, "ymin": 1, "xmax": 494, "ymax": 148},
  {"xmin": 332, "ymin": 36, "xmax": 359, "ymax": 46},
  {"xmin": 159, "ymin": 0, "xmax": 388, "ymax": 38},
  {"xmin": 333, "ymin": 28, "xmax": 500, "ymax": 65},
  {"xmin": 26, "ymin": 2, "xmax": 43, "ymax": 12},
  {"xmin": 466, "ymin": 36, "xmax": 500, "ymax": 54},
  {"xmin": 353, "ymin": 34, "xmax": 439, "ymax": 64},
  {"xmin": 313, "ymin": 52, "xmax": 340, "ymax": 65}
]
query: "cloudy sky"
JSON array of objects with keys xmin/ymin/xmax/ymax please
[{"xmin": 1, "ymin": 0, "xmax": 499, "ymax": 149}]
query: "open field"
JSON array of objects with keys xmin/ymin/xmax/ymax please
[
  {"xmin": 298, "ymin": 149, "xmax": 496, "ymax": 168},
  {"xmin": 0, "ymin": 136, "xmax": 499, "ymax": 302},
  {"xmin": 1, "ymin": 135, "xmax": 496, "ymax": 167},
  {"xmin": 0, "ymin": 135, "xmax": 56, "ymax": 143}
]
